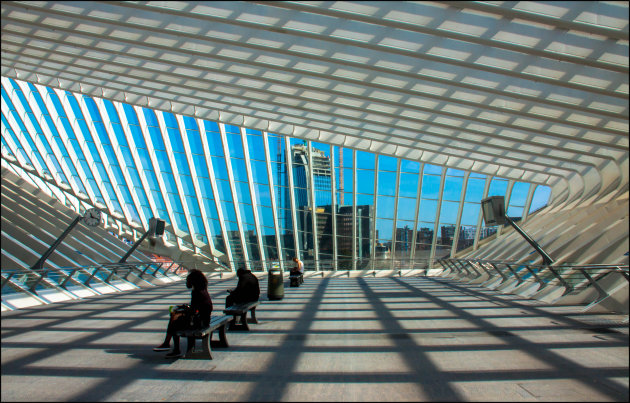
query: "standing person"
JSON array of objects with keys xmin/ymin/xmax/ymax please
[
  {"xmin": 153, "ymin": 269, "xmax": 213, "ymax": 358},
  {"xmin": 226, "ymin": 267, "xmax": 260, "ymax": 308}
]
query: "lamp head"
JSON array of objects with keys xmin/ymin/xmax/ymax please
[{"xmin": 481, "ymin": 196, "xmax": 506, "ymax": 226}]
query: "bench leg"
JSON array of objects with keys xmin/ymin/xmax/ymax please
[
  {"xmin": 185, "ymin": 336, "xmax": 196, "ymax": 357},
  {"xmin": 229, "ymin": 314, "xmax": 250, "ymax": 331},
  {"xmin": 249, "ymin": 307, "xmax": 258, "ymax": 324},
  {"xmin": 218, "ymin": 324, "xmax": 229, "ymax": 347},
  {"xmin": 201, "ymin": 334, "xmax": 213, "ymax": 360},
  {"xmin": 240, "ymin": 313, "xmax": 250, "ymax": 330},
  {"xmin": 228, "ymin": 315, "xmax": 239, "ymax": 330}
]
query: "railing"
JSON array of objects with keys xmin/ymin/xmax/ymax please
[
  {"xmin": 0, "ymin": 260, "xmax": 191, "ymax": 295},
  {"xmin": 2, "ymin": 256, "xmax": 438, "ymax": 295},
  {"xmin": 222, "ymin": 257, "xmax": 436, "ymax": 274},
  {"xmin": 437, "ymin": 258, "xmax": 629, "ymax": 300}
]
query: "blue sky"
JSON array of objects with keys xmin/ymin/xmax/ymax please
[{"xmin": 1, "ymin": 77, "xmax": 551, "ymax": 262}]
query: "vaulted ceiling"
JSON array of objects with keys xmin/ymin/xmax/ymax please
[{"xmin": 2, "ymin": 1, "xmax": 628, "ymax": 205}]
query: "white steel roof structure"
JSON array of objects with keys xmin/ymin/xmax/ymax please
[{"xmin": 1, "ymin": 1, "xmax": 628, "ymax": 271}]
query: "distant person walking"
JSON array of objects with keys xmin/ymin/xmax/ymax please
[
  {"xmin": 153, "ymin": 269, "xmax": 213, "ymax": 358},
  {"xmin": 226, "ymin": 268, "xmax": 260, "ymax": 308}
]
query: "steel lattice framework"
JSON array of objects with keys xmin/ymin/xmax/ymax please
[{"xmin": 1, "ymin": 1, "xmax": 628, "ymax": 271}]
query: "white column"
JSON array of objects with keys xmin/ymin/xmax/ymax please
[
  {"xmin": 5, "ymin": 80, "xmax": 71, "ymax": 194},
  {"xmin": 496, "ymin": 180, "xmax": 515, "ymax": 237},
  {"xmin": 473, "ymin": 176, "xmax": 492, "ymax": 251},
  {"xmin": 262, "ymin": 131, "xmax": 284, "ymax": 271},
  {"xmin": 285, "ymin": 137, "xmax": 300, "ymax": 261},
  {"xmin": 370, "ymin": 156, "xmax": 379, "ymax": 271},
  {"xmin": 28, "ymin": 82, "xmax": 85, "ymax": 198},
  {"xmin": 240, "ymin": 129, "xmax": 266, "ymax": 271},
  {"xmin": 522, "ymin": 183, "xmax": 536, "ymax": 221},
  {"xmin": 450, "ymin": 171, "xmax": 470, "ymax": 257},
  {"xmin": 176, "ymin": 114, "xmax": 215, "ymax": 259},
  {"xmin": 306, "ymin": 141, "xmax": 319, "ymax": 271},
  {"xmin": 330, "ymin": 144, "xmax": 338, "ymax": 271},
  {"xmin": 134, "ymin": 105, "xmax": 180, "ymax": 240},
  {"xmin": 409, "ymin": 163, "xmax": 424, "ymax": 268},
  {"xmin": 390, "ymin": 158, "xmax": 402, "ymax": 270},
  {"xmin": 197, "ymin": 119, "xmax": 234, "ymax": 269},
  {"xmin": 429, "ymin": 167, "xmax": 447, "ymax": 268},
  {"xmin": 95, "ymin": 97, "xmax": 147, "ymax": 229},
  {"xmin": 114, "ymin": 102, "xmax": 159, "ymax": 225},
  {"xmin": 219, "ymin": 124, "xmax": 250, "ymax": 268},
  {"xmin": 351, "ymin": 149, "xmax": 357, "ymax": 271},
  {"xmin": 76, "ymin": 94, "xmax": 133, "ymax": 225}
]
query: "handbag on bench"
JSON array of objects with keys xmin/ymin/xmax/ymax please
[
  {"xmin": 171, "ymin": 304, "xmax": 193, "ymax": 326},
  {"xmin": 170, "ymin": 304, "xmax": 203, "ymax": 329}
]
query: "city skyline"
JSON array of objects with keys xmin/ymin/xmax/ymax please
[{"xmin": 2, "ymin": 76, "xmax": 551, "ymax": 269}]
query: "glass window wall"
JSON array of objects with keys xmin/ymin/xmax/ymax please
[{"xmin": 0, "ymin": 77, "xmax": 553, "ymax": 272}]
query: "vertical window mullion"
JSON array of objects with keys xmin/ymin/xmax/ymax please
[
  {"xmin": 41, "ymin": 86, "xmax": 93, "ymax": 201},
  {"xmin": 496, "ymin": 180, "xmax": 515, "ymax": 238},
  {"xmin": 27, "ymin": 82, "xmax": 79, "ymax": 196},
  {"xmin": 198, "ymin": 118, "xmax": 234, "ymax": 270},
  {"xmin": 95, "ymin": 97, "xmax": 145, "ymax": 228},
  {"xmin": 370, "ymin": 156, "xmax": 379, "ymax": 272},
  {"xmin": 390, "ymin": 158, "xmax": 401, "ymax": 271},
  {"xmin": 523, "ymin": 183, "xmax": 535, "ymax": 221},
  {"xmin": 351, "ymin": 149, "xmax": 357, "ymax": 271},
  {"xmin": 285, "ymin": 136, "xmax": 300, "ymax": 262},
  {"xmin": 450, "ymin": 171, "xmax": 470, "ymax": 257},
  {"xmin": 115, "ymin": 102, "xmax": 159, "ymax": 227},
  {"xmin": 330, "ymin": 144, "xmax": 337, "ymax": 271},
  {"xmin": 306, "ymin": 141, "xmax": 318, "ymax": 271},
  {"xmin": 240, "ymin": 128, "xmax": 266, "ymax": 270},
  {"xmin": 57, "ymin": 90, "xmax": 115, "ymax": 214},
  {"xmin": 473, "ymin": 176, "xmax": 493, "ymax": 251},
  {"xmin": 48, "ymin": 87, "xmax": 100, "ymax": 206},
  {"xmin": 156, "ymin": 112, "xmax": 196, "ymax": 249},
  {"xmin": 429, "ymin": 167, "xmax": 446, "ymax": 268},
  {"xmin": 134, "ymin": 105, "xmax": 180, "ymax": 239},
  {"xmin": 77, "ymin": 96, "xmax": 131, "ymax": 223},
  {"xmin": 220, "ymin": 124, "xmax": 250, "ymax": 267},
  {"xmin": 177, "ymin": 114, "xmax": 214, "ymax": 259},
  {"xmin": 1, "ymin": 98, "xmax": 40, "ymax": 174},
  {"xmin": 409, "ymin": 163, "xmax": 424, "ymax": 268},
  {"xmin": 4, "ymin": 80, "xmax": 62, "ymax": 188},
  {"xmin": 0, "ymin": 124, "xmax": 25, "ymax": 165},
  {"xmin": 263, "ymin": 131, "xmax": 284, "ymax": 271}
]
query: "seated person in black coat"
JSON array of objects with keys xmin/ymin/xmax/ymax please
[
  {"xmin": 153, "ymin": 269, "xmax": 213, "ymax": 358},
  {"xmin": 226, "ymin": 268, "xmax": 260, "ymax": 308}
]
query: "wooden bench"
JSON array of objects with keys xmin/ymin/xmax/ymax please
[
  {"xmin": 223, "ymin": 300, "xmax": 260, "ymax": 331},
  {"xmin": 175, "ymin": 315, "xmax": 231, "ymax": 359},
  {"xmin": 289, "ymin": 273, "xmax": 303, "ymax": 287}
]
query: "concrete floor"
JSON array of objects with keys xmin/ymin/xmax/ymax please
[{"xmin": 1, "ymin": 275, "xmax": 628, "ymax": 402}]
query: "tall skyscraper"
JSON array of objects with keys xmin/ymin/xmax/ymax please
[{"xmin": 291, "ymin": 144, "xmax": 333, "ymax": 256}]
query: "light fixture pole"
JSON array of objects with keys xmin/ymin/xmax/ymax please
[
  {"xmin": 503, "ymin": 215, "xmax": 553, "ymax": 266},
  {"xmin": 30, "ymin": 215, "xmax": 82, "ymax": 272},
  {"xmin": 30, "ymin": 208, "xmax": 102, "ymax": 271},
  {"xmin": 119, "ymin": 217, "xmax": 165, "ymax": 263},
  {"xmin": 481, "ymin": 196, "xmax": 553, "ymax": 266}
]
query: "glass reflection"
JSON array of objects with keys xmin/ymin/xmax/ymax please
[
  {"xmin": 530, "ymin": 185, "xmax": 551, "ymax": 213},
  {"xmin": 397, "ymin": 198, "xmax": 417, "ymax": 221},
  {"xmin": 1, "ymin": 76, "xmax": 556, "ymax": 271}
]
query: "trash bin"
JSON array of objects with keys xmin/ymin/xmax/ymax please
[{"xmin": 267, "ymin": 268, "xmax": 284, "ymax": 300}]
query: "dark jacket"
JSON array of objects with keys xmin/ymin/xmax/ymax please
[
  {"xmin": 190, "ymin": 288, "xmax": 213, "ymax": 327},
  {"xmin": 231, "ymin": 271, "xmax": 260, "ymax": 303}
]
